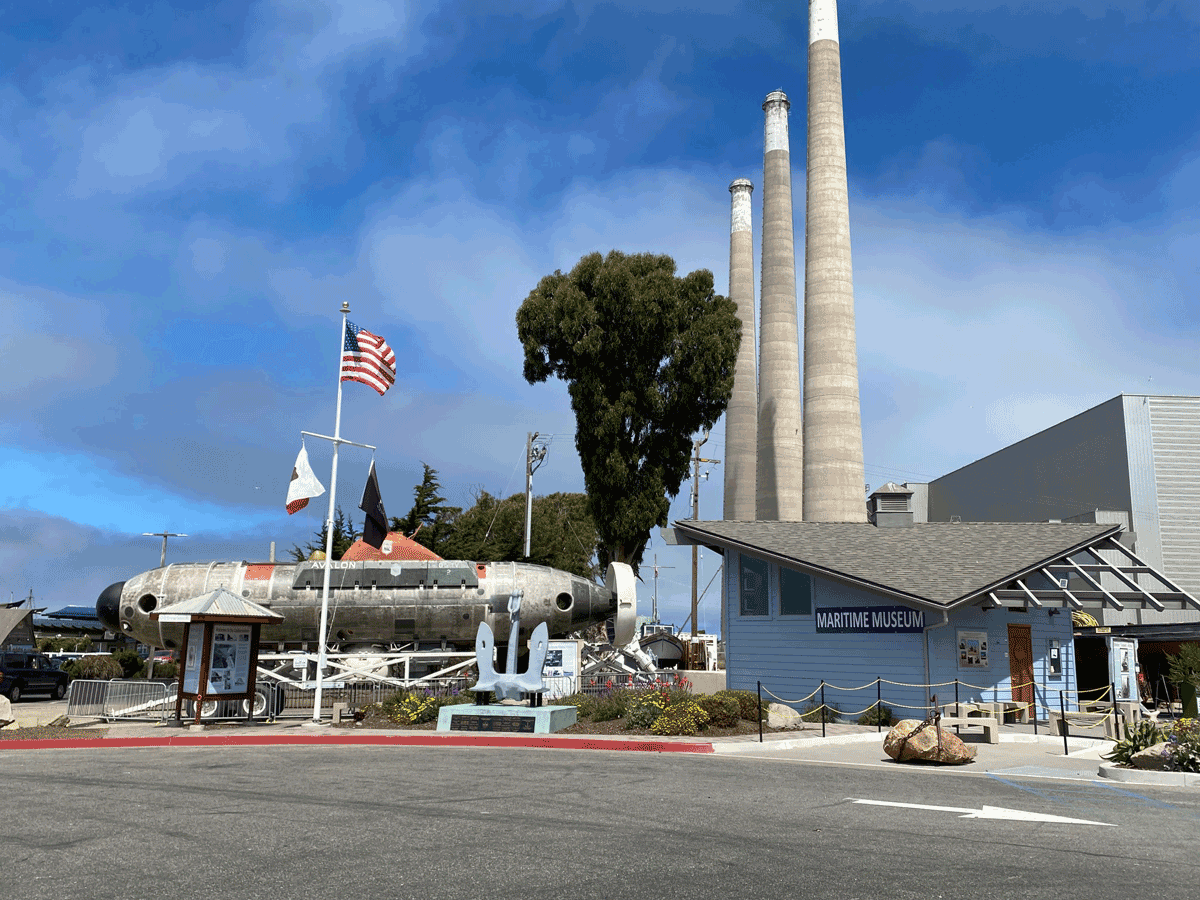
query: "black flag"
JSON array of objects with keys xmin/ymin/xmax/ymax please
[{"xmin": 359, "ymin": 460, "xmax": 388, "ymax": 549}]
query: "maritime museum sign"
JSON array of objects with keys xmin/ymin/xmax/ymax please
[{"xmin": 815, "ymin": 606, "xmax": 926, "ymax": 634}]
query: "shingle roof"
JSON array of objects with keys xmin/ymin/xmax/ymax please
[{"xmin": 675, "ymin": 520, "xmax": 1120, "ymax": 607}]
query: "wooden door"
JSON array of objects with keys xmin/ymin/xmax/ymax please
[{"xmin": 1008, "ymin": 623, "xmax": 1035, "ymax": 719}]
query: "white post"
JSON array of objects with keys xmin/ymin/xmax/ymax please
[{"xmin": 312, "ymin": 302, "xmax": 350, "ymax": 724}]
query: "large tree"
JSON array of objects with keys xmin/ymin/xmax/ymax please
[
  {"xmin": 391, "ymin": 463, "xmax": 461, "ymax": 557},
  {"xmin": 441, "ymin": 489, "xmax": 600, "ymax": 579},
  {"xmin": 516, "ymin": 250, "xmax": 740, "ymax": 571}
]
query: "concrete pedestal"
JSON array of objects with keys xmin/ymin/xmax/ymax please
[{"xmin": 436, "ymin": 703, "xmax": 577, "ymax": 734}]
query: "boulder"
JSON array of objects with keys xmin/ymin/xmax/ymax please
[
  {"xmin": 767, "ymin": 702, "xmax": 803, "ymax": 729},
  {"xmin": 884, "ymin": 719, "xmax": 977, "ymax": 765},
  {"xmin": 1129, "ymin": 742, "xmax": 1174, "ymax": 770}
]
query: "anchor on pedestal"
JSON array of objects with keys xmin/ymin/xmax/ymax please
[{"xmin": 473, "ymin": 590, "xmax": 549, "ymax": 703}]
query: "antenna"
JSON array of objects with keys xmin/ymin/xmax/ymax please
[{"xmin": 142, "ymin": 531, "xmax": 188, "ymax": 568}]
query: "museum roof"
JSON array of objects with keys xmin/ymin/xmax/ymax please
[{"xmin": 673, "ymin": 520, "xmax": 1120, "ymax": 608}]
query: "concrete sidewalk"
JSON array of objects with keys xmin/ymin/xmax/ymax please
[{"xmin": 4, "ymin": 698, "xmax": 1195, "ymax": 786}]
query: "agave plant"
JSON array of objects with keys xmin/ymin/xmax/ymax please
[{"xmin": 1103, "ymin": 719, "xmax": 1166, "ymax": 766}]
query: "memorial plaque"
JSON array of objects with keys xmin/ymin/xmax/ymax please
[{"xmin": 450, "ymin": 714, "xmax": 536, "ymax": 733}]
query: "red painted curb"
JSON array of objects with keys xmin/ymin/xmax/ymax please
[{"xmin": 0, "ymin": 733, "xmax": 715, "ymax": 754}]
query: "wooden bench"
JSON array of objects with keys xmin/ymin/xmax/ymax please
[{"xmin": 938, "ymin": 715, "xmax": 999, "ymax": 743}]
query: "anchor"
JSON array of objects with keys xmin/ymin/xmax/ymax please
[{"xmin": 473, "ymin": 590, "xmax": 549, "ymax": 703}]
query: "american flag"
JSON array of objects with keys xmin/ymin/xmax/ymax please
[{"xmin": 341, "ymin": 321, "xmax": 396, "ymax": 396}]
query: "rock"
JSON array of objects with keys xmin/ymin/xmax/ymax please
[
  {"xmin": 884, "ymin": 719, "xmax": 977, "ymax": 765},
  {"xmin": 1129, "ymin": 742, "xmax": 1174, "ymax": 770},
  {"xmin": 767, "ymin": 702, "xmax": 803, "ymax": 729}
]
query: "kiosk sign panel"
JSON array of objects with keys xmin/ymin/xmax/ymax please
[
  {"xmin": 206, "ymin": 626, "xmax": 252, "ymax": 696},
  {"xmin": 182, "ymin": 626, "xmax": 204, "ymax": 694}
]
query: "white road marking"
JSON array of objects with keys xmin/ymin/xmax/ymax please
[{"xmin": 850, "ymin": 798, "xmax": 1116, "ymax": 826}]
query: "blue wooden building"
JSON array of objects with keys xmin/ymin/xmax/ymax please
[{"xmin": 669, "ymin": 484, "xmax": 1199, "ymax": 721}]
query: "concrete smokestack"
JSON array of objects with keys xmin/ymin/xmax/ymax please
[
  {"xmin": 724, "ymin": 178, "xmax": 757, "ymax": 521},
  {"xmin": 802, "ymin": 0, "xmax": 867, "ymax": 522},
  {"xmin": 756, "ymin": 90, "xmax": 804, "ymax": 521}
]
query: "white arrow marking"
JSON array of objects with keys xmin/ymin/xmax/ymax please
[{"xmin": 851, "ymin": 798, "xmax": 1115, "ymax": 827}]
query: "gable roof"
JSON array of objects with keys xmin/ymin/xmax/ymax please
[
  {"xmin": 152, "ymin": 588, "xmax": 284, "ymax": 622},
  {"xmin": 340, "ymin": 532, "xmax": 442, "ymax": 562},
  {"xmin": 674, "ymin": 520, "xmax": 1120, "ymax": 608}
]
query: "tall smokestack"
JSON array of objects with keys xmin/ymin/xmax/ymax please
[
  {"xmin": 756, "ymin": 90, "xmax": 804, "ymax": 521},
  {"xmin": 802, "ymin": 0, "xmax": 867, "ymax": 522},
  {"xmin": 724, "ymin": 178, "xmax": 757, "ymax": 521}
]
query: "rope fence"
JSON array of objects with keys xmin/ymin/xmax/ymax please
[{"xmin": 753, "ymin": 674, "xmax": 1141, "ymax": 745}]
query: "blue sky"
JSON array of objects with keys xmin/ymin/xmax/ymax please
[{"xmin": 2, "ymin": 1, "xmax": 1198, "ymax": 634}]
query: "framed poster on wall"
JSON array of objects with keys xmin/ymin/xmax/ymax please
[{"xmin": 957, "ymin": 630, "xmax": 989, "ymax": 669}]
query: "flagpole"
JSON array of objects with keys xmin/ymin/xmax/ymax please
[{"xmin": 311, "ymin": 301, "xmax": 350, "ymax": 724}]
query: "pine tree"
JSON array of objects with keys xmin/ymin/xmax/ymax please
[{"xmin": 391, "ymin": 463, "xmax": 461, "ymax": 556}]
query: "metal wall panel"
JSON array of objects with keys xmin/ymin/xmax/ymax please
[
  {"xmin": 1147, "ymin": 396, "xmax": 1200, "ymax": 623},
  {"xmin": 929, "ymin": 396, "xmax": 1131, "ymax": 524}
]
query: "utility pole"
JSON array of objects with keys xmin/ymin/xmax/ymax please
[
  {"xmin": 648, "ymin": 554, "xmax": 675, "ymax": 625},
  {"xmin": 690, "ymin": 431, "xmax": 720, "ymax": 637},
  {"xmin": 524, "ymin": 432, "xmax": 548, "ymax": 558},
  {"xmin": 140, "ymin": 531, "xmax": 187, "ymax": 680},
  {"xmin": 143, "ymin": 531, "xmax": 187, "ymax": 568}
]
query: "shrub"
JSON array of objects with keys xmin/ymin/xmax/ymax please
[
  {"xmin": 373, "ymin": 687, "xmax": 479, "ymax": 725},
  {"xmin": 152, "ymin": 661, "xmax": 179, "ymax": 680},
  {"xmin": 398, "ymin": 694, "xmax": 440, "ymax": 724},
  {"xmin": 697, "ymin": 694, "xmax": 741, "ymax": 728},
  {"xmin": 711, "ymin": 689, "xmax": 759, "ymax": 722},
  {"xmin": 38, "ymin": 637, "xmax": 93, "ymax": 653},
  {"xmin": 592, "ymin": 689, "xmax": 633, "ymax": 722},
  {"xmin": 650, "ymin": 700, "xmax": 710, "ymax": 736},
  {"xmin": 800, "ymin": 701, "xmax": 841, "ymax": 723},
  {"xmin": 112, "ymin": 649, "xmax": 146, "ymax": 679},
  {"xmin": 857, "ymin": 703, "xmax": 894, "ymax": 727},
  {"xmin": 625, "ymin": 691, "xmax": 670, "ymax": 730},
  {"xmin": 556, "ymin": 692, "xmax": 597, "ymax": 719},
  {"xmin": 1103, "ymin": 720, "xmax": 1166, "ymax": 766},
  {"xmin": 63, "ymin": 654, "xmax": 124, "ymax": 681},
  {"xmin": 1161, "ymin": 718, "xmax": 1200, "ymax": 773}
]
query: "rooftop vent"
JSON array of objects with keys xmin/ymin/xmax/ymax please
[{"xmin": 867, "ymin": 482, "xmax": 914, "ymax": 528}]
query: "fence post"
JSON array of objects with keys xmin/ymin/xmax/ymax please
[
  {"xmin": 820, "ymin": 681, "xmax": 826, "ymax": 739},
  {"xmin": 1110, "ymin": 680, "xmax": 1121, "ymax": 735},
  {"xmin": 757, "ymin": 680, "xmax": 763, "ymax": 744},
  {"xmin": 876, "ymin": 677, "xmax": 882, "ymax": 733},
  {"xmin": 1059, "ymin": 690, "xmax": 1069, "ymax": 756},
  {"xmin": 1032, "ymin": 682, "xmax": 1038, "ymax": 736}
]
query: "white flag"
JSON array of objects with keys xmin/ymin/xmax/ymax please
[{"xmin": 286, "ymin": 444, "xmax": 325, "ymax": 514}]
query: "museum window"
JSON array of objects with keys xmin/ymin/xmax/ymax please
[
  {"xmin": 739, "ymin": 555, "xmax": 769, "ymax": 616},
  {"xmin": 779, "ymin": 567, "xmax": 812, "ymax": 616}
]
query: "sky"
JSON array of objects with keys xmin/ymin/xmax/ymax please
[{"xmin": 2, "ymin": 0, "xmax": 1198, "ymax": 636}]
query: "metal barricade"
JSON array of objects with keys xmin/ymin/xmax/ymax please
[
  {"xmin": 104, "ymin": 680, "xmax": 173, "ymax": 721},
  {"xmin": 65, "ymin": 679, "xmax": 111, "ymax": 721}
]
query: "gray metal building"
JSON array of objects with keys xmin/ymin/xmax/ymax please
[{"xmin": 916, "ymin": 394, "xmax": 1200, "ymax": 626}]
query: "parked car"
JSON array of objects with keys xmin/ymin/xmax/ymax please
[{"xmin": 0, "ymin": 651, "xmax": 71, "ymax": 702}]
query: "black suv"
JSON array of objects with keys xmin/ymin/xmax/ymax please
[{"xmin": 0, "ymin": 651, "xmax": 70, "ymax": 702}]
